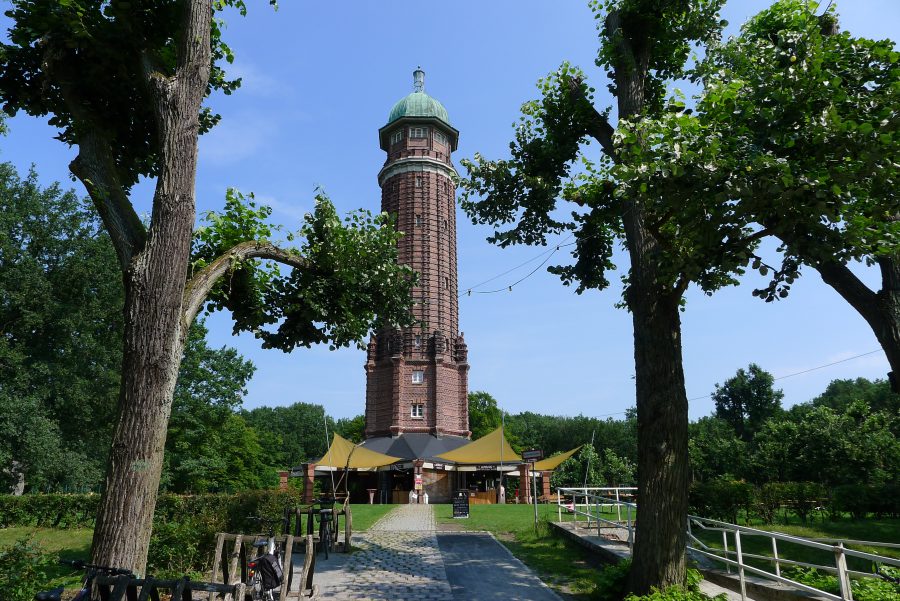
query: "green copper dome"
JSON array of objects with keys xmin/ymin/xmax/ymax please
[{"xmin": 386, "ymin": 68, "xmax": 451, "ymax": 126}]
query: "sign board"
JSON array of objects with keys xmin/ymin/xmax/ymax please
[
  {"xmin": 432, "ymin": 463, "xmax": 445, "ymax": 470},
  {"xmin": 522, "ymin": 449, "xmax": 544, "ymax": 462},
  {"xmin": 475, "ymin": 465, "xmax": 498, "ymax": 471},
  {"xmin": 414, "ymin": 474, "xmax": 423, "ymax": 490},
  {"xmin": 453, "ymin": 489, "xmax": 470, "ymax": 518}
]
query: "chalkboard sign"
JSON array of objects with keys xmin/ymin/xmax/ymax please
[{"xmin": 452, "ymin": 489, "xmax": 469, "ymax": 518}]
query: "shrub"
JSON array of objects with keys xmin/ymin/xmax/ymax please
[
  {"xmin": 831, "ymin": 484, "xmax": 870, "ymax": 519},
  {"xmin": 784, "ymin": 567, "xmax": 900, "ymax": 601},
  {"xmin": 0, "ymin": 538, "xmax": 58, "ymax": 601},
  {"xmin": 783, "ymin": 482, "xmax": 825, "ymax": 523},
  {"xmin": 690, "ymin": 479, "xmax": 754, "ymax": 524},
  {"xmin": 755, "ymin": 482, "xmax": 784, "ymax": 524},
  {"xmin": 624, "ymin": 586, "xmax": 727, "ymax": 601},
  {"xmin": 593, "ymin": 560, "xmax": 631, "ymax": 600}
]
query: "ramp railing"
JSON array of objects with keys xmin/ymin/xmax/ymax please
[{"xmin": 554, "ymin": 487, "xmax": 900, "ymax": 601}]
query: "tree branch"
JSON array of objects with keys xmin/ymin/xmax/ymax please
[
  {"xmin": 587, "ymin": 110, "xmax": 618, "ymax": 161},
  {"xmin": 69, "ymin": 130, "xmax": 147, "ymax": 269},
  {"xmin": 182, "ymin": 240, "xmax": 309, "ymax": 329},
  {"xmin": 815, "ymin": 259, "xmax": 878, "ymax": 319}
]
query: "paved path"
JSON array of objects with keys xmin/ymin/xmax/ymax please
[
  {"xmin": 314, "ymin": 505, "xmax": 452, "ymax": 600},
  {"xmin": 438, "ymin": 533, "xmax": 562, "ymax": 601},
  {"xmin": 312, "ymin": 505, "xmax": 562, "ymax": 601}
]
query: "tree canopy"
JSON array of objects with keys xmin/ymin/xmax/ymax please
[
  {"xmin": 618, "ymin": 0, "xmax": 900, "ymax": 389},
  {"xmin": 712, "ymin": 364, "xmax": 783, "ymax": 442}
]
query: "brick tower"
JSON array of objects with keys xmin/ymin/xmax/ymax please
[{"xmin": 364, "ymin": 68, "xmax": 470, "ymax": 439}]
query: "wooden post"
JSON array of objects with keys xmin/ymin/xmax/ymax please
[
  {"xmin": 209, "ymin": 533, "xmax": 225, "ymax": 601},
  {"xmin": 228, "ymin": 534, "xmax": 243, "ymax": 586},
  {"xmin": 279, "ymin": 535, "xmax": 294, "ymax": 601},
  {"xmin": 344, "ymin": 505, "xmax": 353, "ymax": 553}
]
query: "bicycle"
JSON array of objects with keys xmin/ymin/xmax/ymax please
[
  {"xmin": 314, "ymin": 498, "xmax": 336, "ymax": 560},
  {"xmin": 34, "ymin": 559, "xmax": 133, "ymax": 601},
  {"xmin": 245, "ymin": 515, "xmax": 289, "ymax": 601}
]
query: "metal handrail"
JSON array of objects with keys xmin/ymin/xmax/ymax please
[{"xmin": 555, "ymin": 486, "xmax": 900, "ymax": 601}]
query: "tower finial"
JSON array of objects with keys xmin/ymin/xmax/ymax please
[{"xmin": 413, "ymin": 66, "xmax": 425, "ymax": 93}]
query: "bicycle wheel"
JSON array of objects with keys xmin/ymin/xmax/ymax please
[
  {"xmin": 250, "ymin": 571, "xmax": 264, "ymax": 601},
  {"xmin": 322, "ymin": 522, "xmax": 332, "ymax": 559}
]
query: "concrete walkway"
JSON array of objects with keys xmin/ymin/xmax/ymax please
[{"xmin": 312, "ymin": 505, "xmax": 563, "ymax": 601}]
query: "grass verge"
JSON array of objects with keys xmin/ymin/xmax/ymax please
[{"xmin": 347, "ymin": 504, "xmax": 396, "ymax": 531}]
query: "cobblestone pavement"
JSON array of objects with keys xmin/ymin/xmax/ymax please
[
  {"xmin": 312, "ymin": 504, "xmax": 453, "ymax": 600},
  {"xmin": 369, "ymin": 503, "xmax": 436, "ymax": 531}
]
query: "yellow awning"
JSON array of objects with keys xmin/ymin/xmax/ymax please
[
  {"xmin": 436, "ymin": 427, "xmax": 522, "ymax": 464},
  {"xmin": 318, "ymin": 434, "xmax": 402, "ymax": 469},
  {"xmin": 532, "ymin": 445, "xmax": 583, "ymax": 471}
]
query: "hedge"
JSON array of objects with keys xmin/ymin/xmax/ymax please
[{"xmin": 0, "ymin": 489, "xmax": 307, "ymax": 577}]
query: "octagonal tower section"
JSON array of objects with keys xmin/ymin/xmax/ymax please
[{"xmin": 365, "ymin": 68, "xmax": 470, "ymax": 439}]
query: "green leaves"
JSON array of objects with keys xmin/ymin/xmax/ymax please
[
  {"xmin": 192, "ymin": 189, "xmax": 415, "ymax": 352},
  {"xmin": 0, "ymin": 0, "xmax": 260, "ymax": 189}
]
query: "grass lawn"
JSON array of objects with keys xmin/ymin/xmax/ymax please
[
  {"xmin": 434, "ymin": 503, "xmax": 611, "ymax": 599},
  {"xmin": 347, "ymin": 503, "xmax": 396, "ymax": 531},
  {"xmin": 0, "ymin": 527, "xmax": 93, "ymax": 589}
]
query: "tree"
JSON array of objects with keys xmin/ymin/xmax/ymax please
[
  {"xmin": 812, "ymin": 378, "xmax": 900, "ymax": 415},
  {"xmin": 688, "ymin": 417, "xmax": 747, "ymax": 482},
  {"xmin": 551, "ymin": 445, "xmax": 602, "ymax": 488},
  {"xmin": 753, "ymin": 402, "xmax": 900, "ymax": 487},
  {"xmin": 711, "ymin": 364, "xmax": 783, "ymax": 442},
  {"xmin": 334, "ymin": 415, "xmax": 366, "ymax": 444},
  {"xmin": 622, "ymin": 1, "xmax": 900, "ymax": 390},
  {"xmin": 1, "ymin": 1, "xmax": 414, "ymax": 573},
  {"xmin": 162, "ymin": 320, "xmax": 263, "ymax": 492},
  {"xmin": 242, "ymin": 402, "xmax": 333, "ymax": 469},
  {"xmin": 598, "ymin": 448, "xmax": 636, "ymax": 487},
  {"xmin": 0, "ymin": 162, "xmax": 122, "ymax": 491},
  {"xmin": 468, "ymin": 391, "xmax": 502, "ymax": 440},
  {"xmin": 460, "ymin": 0, "xmax": 746, "ymax": 591}
]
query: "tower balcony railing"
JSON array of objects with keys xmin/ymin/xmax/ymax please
[{"xmin": 388, "ymin": 148, "xmax": 450, "ymax": 163}]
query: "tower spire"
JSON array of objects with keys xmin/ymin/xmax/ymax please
[{"xmin": 413, "ymin": 66, "xmax": 425, "ymax": 93}]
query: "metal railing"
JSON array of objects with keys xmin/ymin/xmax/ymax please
[
  {"xmin": 555, "ymin": 487, "xmax": 900, "ymax": 601},
  {"xmin": 556, "ymin": 487, "xmax": 638, "ymax": 550}
]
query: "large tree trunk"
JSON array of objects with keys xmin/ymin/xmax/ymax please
[
  {"xmin": 620, "ymin": 165, "xmax": 690, "ymax": 592},
  {"xmin": 606, "ymin": 9, "xmax": 691, "ymax": 593},
  {"xmin": 627, "ymin": 284, "xmax": 691, "ymax": 593},
  {"xmin": 816, "ymin": 256, "xmax": 900, "ymax": 393},
  {"xmin": 90, "ymin": 273, "xmax": 189, "ymax": 574},
  {"xmin": 89, "ymin": 0, "xmax": 210, "ymax": 575}
]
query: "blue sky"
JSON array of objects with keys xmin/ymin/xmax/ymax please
[{"xmin": 3, "ymin": 1, "xmax": 898, "ymax": 422}]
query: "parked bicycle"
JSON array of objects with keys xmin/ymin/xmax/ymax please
[
  {"xmin": 34, "ymin": 559, "xmax": 133, "ymax": 601},
  {"xmin": 313, "ymin": 498, "xmax": 336, "ymax": 560},
  {"xmin": 246, "ymin": 515, "xmax": 288, "ymax": 601}
]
